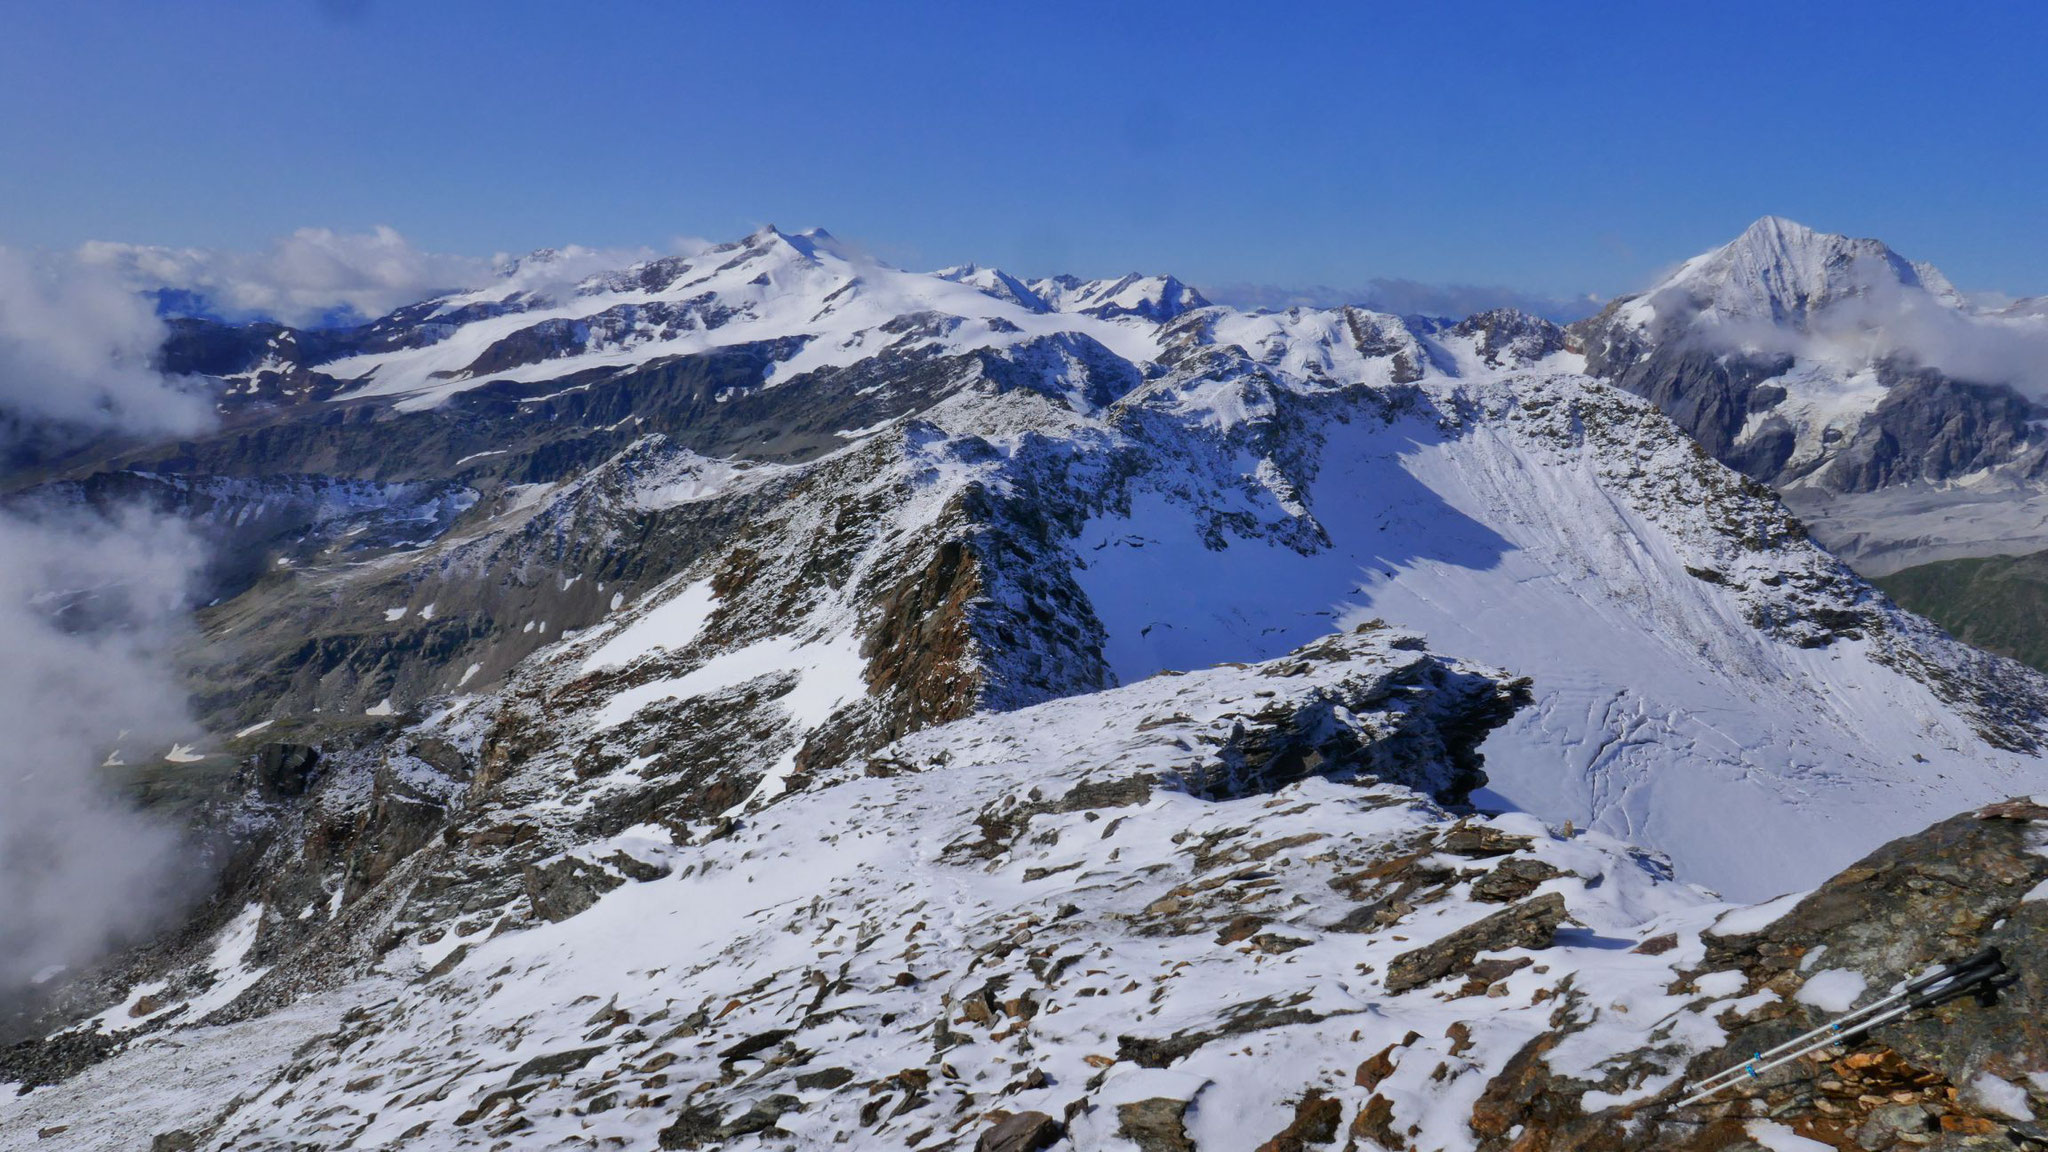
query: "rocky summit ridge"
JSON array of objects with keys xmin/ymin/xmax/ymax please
[{"xmin": 3, "ymin": 224, "xmax": 2047, "ymax": 1150}]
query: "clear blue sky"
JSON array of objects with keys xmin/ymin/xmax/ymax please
[{"xmin": 3, "ymin": 0, "xmax": 2044, "ymax": 299}]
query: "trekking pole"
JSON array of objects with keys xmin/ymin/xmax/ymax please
[{"xmin": 1674, "ymin": 948, "xmax": 2003, "ymax": 1108}]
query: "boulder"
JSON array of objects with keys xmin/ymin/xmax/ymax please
[
  {"xmin": 655, "ymin": 1104, "xmax": 722, "ymax": 1150},
  {"xmin": 1117, "ymin": 1097, "xmax": 1195, "ymax": 1152},
  {"xmin": 509, "ymin": 1045, "xmax": 606, "ymax": 1084},
  {"xmin": 719, "ymin": 1093, "xmax": 801, "ymax": 1137},
  {"xmin": 1469, "ymin": 857, "xmax": 1563, "ymax": 903},
  {"xmin": 975, "ymin": 1110, "xmax": 1064, "ymax": 1152},
  {"xmin": 1255, "ymin": 1089, "xmax": 1343, "ymax": 1151}
]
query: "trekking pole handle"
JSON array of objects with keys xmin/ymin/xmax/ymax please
[{"xmin": 1904, "ymin": 947, "xmax": 1999, "ymax": 993}]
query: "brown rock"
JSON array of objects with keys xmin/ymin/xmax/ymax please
[
  {"xmin": 1255, "ymin": 1088, "xmax": 1343, "ymax": 1151},
  {"xmin": 523, "ymin": 856, "xmax": 625, "ymax": 923},
  {"xmin": 975, "ymin": 1110, "xmax": 1064, "ymax": 1152},
  {"xmin": 1349, "ymin": 1094, "xmax": 1402, "ymax": 1149},
  {"xmin": 1440, "ymin": 823, "xmax": 1535, "ymax": 858},
  {"xmin": 1355, "ymin": 1044, "xmax": 1399, "ymax": 1091},
  {"xmin": 1216, "ymin": 915, "xmax": 1266, "ymax": 944},
  {"xmin": 1630, "ymin": 933, "xmax": 1679, "ymax": 955}
]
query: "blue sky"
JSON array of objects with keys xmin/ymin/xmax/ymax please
[{"xmin": 3, "ymin": 1, "xmax": 2044, "ymax": 302}]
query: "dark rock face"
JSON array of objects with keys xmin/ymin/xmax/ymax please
[
  {"xmin": 249, "ymin": 743, "xmax": 319, "ymax": 799},
  {"xmin": 1344, "ymin": 308, "xmax": 1429, "ymax": 383},
  {"xmin": 1470, "ymin": 798, "xmax": 2048, "ymax": 1151},
  {"xmin": 1255, "ymin": 1088, "xmax": 1344, "ymax": 1151},
  {"xmin": 1575, "ymin": 311, "xmax": 1798, "ymax": 481},
  {"xmin": 1469, "ymin": 857, "xmax": 1564, "ymax": 903},
  {"xmin": 655, "ymin": 1103, "xmax": 723, "ymax": 1149},
  {"xmin": 1451, "ymin": 309, "xmax": 1567, "ymax": 369},
  {"xmin": 1383, "ymin": 892, "xmax": 1566, "ymax": 994},
  {"xmin": 1573, "ymin": 304, "xmax": 2046, "ymax": 493},
  {"xmin": 1179, "ymin": 631, "xmax": 1531, "ymax": 806},
  {"xmin": 509, "ymin": 1045, "xmax": 606, "ymax": 1083},
  {"xmin": 522, "ymin": 857, "xmax": 627, "ymax": 923},
  {"xmin": 1821, "ymin": 365, "xmax": 2045, "ymax": 491}
]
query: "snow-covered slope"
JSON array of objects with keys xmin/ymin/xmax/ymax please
[{"xmin": 0, "ymin": 629, "xmax": 1729, "ymax": 1151}]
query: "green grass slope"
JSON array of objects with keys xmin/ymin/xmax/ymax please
[{"xmin": 1878, "ymin": 548, "xmax": 2048, "ymax": 673}]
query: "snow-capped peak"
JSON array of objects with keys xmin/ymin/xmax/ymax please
[
  {"xmin": 933, "ymin": 263, "xmax": 1052, "ymax": 312},
  {"xmin": 1634, "ymin": 215, "xmax": 1960, "ymax": 330},
  {"xmin": 1029, "ymin": 271, "xmax": 1210, "ymax": 322}
]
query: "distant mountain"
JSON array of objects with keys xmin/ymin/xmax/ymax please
[{"xmin": 1573, "ymin": 216, "xmax": 2048, "ymax": 575}]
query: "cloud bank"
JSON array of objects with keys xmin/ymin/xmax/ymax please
[
  {"xmin": 0, "ymin": 247, "xmax": 212, "ymax": 446},
  {"xmin": 79, "ymin": 228, "xmax": 676, "ymax": 328},
  {"xmin": 0, "ymin": 505, "xmax": 204, "ymax": 1001},
  {"xmin": 0, "ymin": 250, "xmax": 219, "ymax": 1007},
  {"xmin": 1670, "ymin": 276, "xmax": 2048, "ymax": 403}
]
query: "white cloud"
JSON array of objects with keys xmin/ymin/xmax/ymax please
[
  {"xmin": 0, "ymin": 247, "xmax": 212, "ymax": 443},
  {"xmin": 1678, "ymin": 276, "xmax": 2048, "ymax": 402},
  {"xmin": 81, "ymin": 226, "xmax": 484, "ymax": 327},
  {"xmin": 0, "ymin": 504, "xmax": 204, "ymax": 999},
  {"xmin": 78, "ymin": 227, "xmax": 693, "ymax": 328}
]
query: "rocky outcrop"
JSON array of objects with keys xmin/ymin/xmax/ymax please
[
  {"xmin": 1383, "ymin": 892, "xmax": 1566, "ymax": 993},
  {"xmin": 1470, "ymin": 797, "xmax": 2048, "ymax": 1150}
]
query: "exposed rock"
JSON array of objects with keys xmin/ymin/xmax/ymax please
[
  {"xmin": 1469, "ymin": 799, "xmax": 2048, "ymax": 1150},
  {"xmin": 1349, "ymin": 1094, "xmax": 1399, "ymax": 1150},
  {"xmin": 250, "ymin": 743, "xmax": 320, "ymax": 799},
  {"xmin": 975, "ymin": 1110, "xmax": 1064, "ymax": 1152},
  {"xmin": 1355, "ymin": 1044, "xmax": 1399, "ymax": 1091},
  {"xmin": 655, "ymin": 1104, "xmax": 723, "ymax": 1150},
  {"xmin": 509, "ymin": 1046, "xmax": 606, "ymax": 1084},
  {"xmin": 1117, "ymin": 1096, "xmax": 1195, "ymax": 1152},
  {"xmin": 718, "ymin": 1028, "xmax": 795, "ymax": 1062},
  {"xmin": 522, "ymin": 857, "xmax": 626, "ymax": 923},
  {"xmin": 1440, "ymin": 823, "xmax": 1535, "ymax": 858},
  {"xmin": 794, "ymin": 1066, "xmax": 855, "ymax": 1091},
  {"xmin": 1469, "ymin": 857, "xmax": 1563, "ymax": 903},
  {"xmin": 1383, "ymin": 893, "xmax": 1566, "ymax": 993},
  {"xmin": 719, "ymin": 1093, "xmax": 801, "ymax": 1137},
  {"xmin": 1255, "ymin": 1088, "xmax": 1343, "ymax": 1151}
]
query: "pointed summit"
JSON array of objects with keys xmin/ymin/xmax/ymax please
[{"xmin": 1649, "ymin": 216, "xmax": 1957, "ymax": 328}]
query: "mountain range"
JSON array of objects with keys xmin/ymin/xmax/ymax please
[{"xmin": 3, "ymin": 219, "xmax": 2046, "ymax": 1151}]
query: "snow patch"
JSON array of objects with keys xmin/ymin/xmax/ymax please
[
  {"xmin": 1964, "ymin": 1072, "xmax": 2035, "ymax": 1120},
  {"xmin": 1745, "ymin": 1119, "xmax": 1833, "ymax": 1151},
  {"xmin": 1793, "ymin": 968, "xmax": 1867, "ymax": 1012}
]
